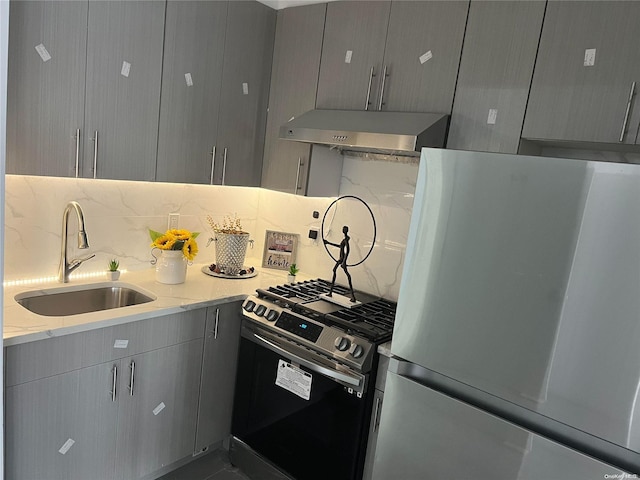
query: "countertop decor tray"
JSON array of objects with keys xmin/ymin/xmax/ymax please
[{"xmin": 201, "ymin": 265, "xmax": 258, "ymax": 279}]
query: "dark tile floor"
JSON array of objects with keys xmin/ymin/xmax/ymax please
[{"xmin": 158, "ymin": 449, "xmax": 251, "ymax": 480}]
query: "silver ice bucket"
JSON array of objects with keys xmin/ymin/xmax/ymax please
[{"xmin": 214, "ymin": 232, "xmax": 252, "ymax": 275}]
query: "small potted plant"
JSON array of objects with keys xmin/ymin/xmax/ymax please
[
  {"xmin": 288, "ymin": 263, "xmax": 299, "ymax": 284},
  {"xmin": 107, "ymin": 258, "xmax": 120, "ymax": 281}
]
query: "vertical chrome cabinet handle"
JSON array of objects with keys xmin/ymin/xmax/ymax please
[
  {"xmin": 209, "ymin": 145, "xmax": 216, "ymax": 185},
  {"xmin": 221, "ymin": 147, "xmax": 228, "ymax": 185},
  {"xmin": 214, "ymin": 308, "xmax": 220, "ymax": 339},
  {"xmin": 74, "ymin": 129, "xmax": 80, "ymax": 178},
  {"xmin": 128, "ymin": 360, "xmax": 135, "ymax": 396},
  {"xmin": 365, "ymin": 66, "xmax": 376, "ymax": 111},
  {"xmin": 619, "ymin": 81, "xmax": 637, "ymax": 142},
  {"xmin": 378, "ymin": 65, "xmax": 389, "ymax": 111},
  {"xmin": 110, "ymin": 365, "xmax": 118, "ymax": 402},
  {"xmin": 91, "ymin": 130, "xmax": 98, "ymax": 179},
  {"xmin": 294, "ymin": 157, "xmax": 304, "ymax": 194},
  {"xmin": 373, "ymin": 396, "xmax": 382, "ymax": 432}
]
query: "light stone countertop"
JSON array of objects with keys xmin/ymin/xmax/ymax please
[{"xmin": 3, "ymin": 260, "xmax": 292, "ymax": 347}]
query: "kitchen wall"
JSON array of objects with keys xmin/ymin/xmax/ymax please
[{"xmin": 4, "ymin": 155, "xmax": 418, "ymax": 300}]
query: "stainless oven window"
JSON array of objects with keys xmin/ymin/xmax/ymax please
[{"xmin": 232, "ymin": 335, "xmax": 373, "ymax": 480}]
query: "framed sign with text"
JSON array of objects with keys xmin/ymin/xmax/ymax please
[{"xmin": 262, "ymin": 230, "xmax": 299, "ymax": 271}]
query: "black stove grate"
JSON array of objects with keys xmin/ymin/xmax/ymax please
[{"xmin": 325, "ymin": 299, "xmax": 396, "ymax": 342}]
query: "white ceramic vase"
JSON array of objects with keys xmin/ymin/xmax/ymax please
[
  {"xmin": 155, "ymin": 250, "xmax": 187, "ymax": 284},
  {"xmin": 287, "ymin": 274, "xmax": 296, "ymax": 284},
  {"xmin": 107, "ymin": 270, "xmax": 121, "ymax": 281}
]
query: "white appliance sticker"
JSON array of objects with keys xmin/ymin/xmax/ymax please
[
  {"xmin": 58, "ymin": 438, "xmax": 75, "ymax": 455},
  {"xmin": 584, "ymin": 48, "xmax": 596, "ymax": 67},
  {"xmin": 153, "ymin": 402, "xmax": 166, "ymax": 416},
  {"xmin": 35, "ymin": 43, "xmax": 51, "ymax": 62},
  {"xmin": 487, "ymin": 108, "xmax": 498, "ymax": 125},
  {"xmin": 242, "ymin": 82, "xmax": 249, "ymax": 95},
  {"xmin": 113, "ymin": 339, "xmax": 129, "ymax": 349},
  {"xmin": 185, "ymin": 72, "xmax": 193, "ymax": 86},
  {"xmin": 275, "ymin": 360, "xmax": 312, "ymax": 400},
  {"xmin": 121, "ymin": 61, "xmax": 131, "ymax": 77},
  {"xmin": 345, "ymin": 50, "xmax": 353, "ymax": 64},
  {"xmin": 419, "ymin": 50, "xmax": 433, "ymax": 65}
]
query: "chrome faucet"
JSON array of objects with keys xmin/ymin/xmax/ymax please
[{"xmin": 58, "ymin": 201, "xmax": 95, "ymax": 283}]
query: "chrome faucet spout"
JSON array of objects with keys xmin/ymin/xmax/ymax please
[{"xmin": 58, "ymin": 201, "xmax": 93, "ymax": 283}]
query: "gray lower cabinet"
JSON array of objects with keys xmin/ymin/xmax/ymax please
[
  {"xmin": 261, "ymin": 3, "xmax": 326, "ymax": 195},
  {"xmin": 194, "ymin": 302, "xmax": 243, "ymax": 453},
  {"xmin": 83, "ymin": 0, "xmax": 165, "ymax": 181},
  {"xmin": 379, "ymin": 1, "xmax": 468, "ymax": 113},
  {"xmin": 155, "ymin": 1, "xmax": 227, "ymax": 184},
  {"xmin": 316, "ymin": 1, "xmax": 391, "ymax": 111},
  {"xmin": 362, "ymin": 355, "xmax": 390, "ymax": 480},
  {"xmin": 447, "ymin": 1, "xmax": 545, "ymax": 153},
  {"xmin": 214, "ymin": 1, "xmax": 276, "ymax": 187},
  {"xmin": 6, "ymin": 0, "xmax": 88, "ymax": 177},
  {"xmin": 523, "ymin": 1, "xmax": 640, "ymax": 145}
]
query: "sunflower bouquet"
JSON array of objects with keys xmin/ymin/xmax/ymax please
[{"xmin": 149, "ymin": 228, "xmax": 199, "ymax": 261}]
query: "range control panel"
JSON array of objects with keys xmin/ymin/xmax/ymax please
[{"xmin": 241, "ymin": 296, "xmax": 373, "ymax": 373}]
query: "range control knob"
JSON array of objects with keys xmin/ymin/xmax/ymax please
[
  {"xmin": 349, "ymin": 343, "xmax": 364, "ymax": 359},
  {"xmin": 265, "ymin": 309, "xmax": 279, "ymax": 322},
  {"xmin": 243, "ymin": 300, "xmax": 256, "ymax": 312},
  {"xmin": 334, "ymin": 336, "xmax": 351, "ymax": 352},
  {"xmin": 254, "ymin": 304, "xmax": 267, "ymax": 317}
]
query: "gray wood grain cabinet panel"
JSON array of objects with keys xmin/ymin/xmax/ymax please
[
  {"xmin": 261, "ymin": 3, "xmax": 326, "ymax": 194},
  {"xmin": 316, "ymin": 1, "xmax": 391, "ymax": 111},
  {"xmin": 380, "ymin": 1, "xmax": 468, "ymax": 113},
  {"xmin": 5, "ymin": 361, "xmax": 119, "ymax": 480},
  {"xmin": 195, "ymin": 302, "xmax": 242, "ymax": 453},
  {"xmin": 215, "ymin": 1, "xmax": 276, "ymax": 187},
  {"xmin": 83, "ymin": 0, "xmax": 165, "ymax": 180},
  {"xmin": 447, "ymin": 1, "xmax": 545, "ymax": 153},
  {"xmin": 156, "ymin": 1, "xmax": 228, "ymax": 184},
  {"xmin": 523, "ymin": 1, "xmax": 640, "ymax": 145},
  {"xmin": 116, "ymin": 338, "xmax": 204, "ymax": 480},
  {"xmin": 6, "ymin": 0, "xmax": 87, "ymax": 177}
]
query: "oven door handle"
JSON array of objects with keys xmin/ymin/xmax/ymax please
[{"xmin": 252, "ymin": 333, "xmax": 362, "ymax": 388}]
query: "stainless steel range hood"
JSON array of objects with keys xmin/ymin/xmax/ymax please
[{"xmin": 279, "ymin": 109, "xmax": 449, "ymax": 156}]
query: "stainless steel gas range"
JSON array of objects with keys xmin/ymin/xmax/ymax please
[{"xmin": 230, "ymin": 279, "xmax": 396, "ymax": 480}]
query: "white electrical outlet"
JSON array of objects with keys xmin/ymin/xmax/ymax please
[{"xmin": 168, "ymin": 213, "xmax": 180, "ymax": 229}]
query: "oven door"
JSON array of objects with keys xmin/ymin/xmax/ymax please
[{"xmin": 231, "ymin": 322, "xmax": 373, "ymax": 480}]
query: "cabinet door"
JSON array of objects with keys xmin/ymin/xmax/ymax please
[
  {"xmin": 6, "ymin": 0, "xmax": 87, "ymax": 177},
  {"xmin": 115, "ymin": 338, "xmax": 204, "ymax": 480},
  {"xmin": 447, "ymin": 1, "xmax": 545, "ymax": 153},
  {"xmin": 5, "ymin": 361, "xmax": 119, "ymax": 480},
  {"xmin": 215, "ymin": 1, "xmax": 276, "ymax": 187},
  {"xmin": 156, "ymin": 1, "xmax": 228, "ymax": 184},
  {"xmin": 261, "ymin": 4, "xmax": 326, "ymax": 194},
  {"xmin": 83, "ymin": 0, "xmax": 165, "ymax": 180},
  {"xmin": 316, "ymin": 1, "xmax": 391, "ymax": 110},
  {"xmin": 523, "ymin": 1, "xmax": 640, "ymax": 145},
  {"xmin": 380, "ymin": 1, "xmax": 468, "ymax": 113},
  {"xmin": 362, "ymin": 389, "xmax": 384, "ymax": 480},
  {"xmin": 195, "ymin": 302, "xmax": 243, "ymax": 453}
]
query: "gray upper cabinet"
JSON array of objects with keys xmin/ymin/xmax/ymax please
[
  {"xmin": 523, "ymin": 1, "xmax": 640, "ymax": 145},
  {"xmin": 316, "ymin": 1, "xmax": 391, "ymax": 111},
  {"xmin": 261, "ymin": 3, "xmax": 326, "ymax": 194},
  {"xmin": 6, "ymin": 1, "xmax": 88, "ymax": 177},
  {"xmin": 83, "ymin": 1, "xmax": 165, "ymax": 181},
  {"xmin": 447, "ymin": 1, "xmax": 545, "ymax": 153},
  {"xmin": 380, "ymin": 1, "xmax": 468, "ymax": 113},
  {"xmin": 156, "ymin": 1, "xmax": 228, "ymax": 184},
  {"xmin": 214, "ymin": 1, "xmax": 276, "ymax": 187}
]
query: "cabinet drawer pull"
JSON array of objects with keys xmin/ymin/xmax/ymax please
[
  {"xmin": 373, "ymin": 396, "xmax": 382, "ymax": 432},
  {"xmin": 214, "ymin": 308, "xmax": 220, "ymax": 339},
  {"xmin": 378, "ymin": 65, "xmax": 389, "ymax": 111},
  {"xmin": 128, "ymin": 361, "xmax": 135, "ymax": 396},
  {"xmin": 110, "ymin": 365, "xmax": 117, "ymax": 402},
  {"xmin": 365, "ymin": 66, "xmax": 376, "ymax": 111},
  {"xmin": 620, "ymin": 81, "xmax": 636, "ymax": 142},
  {"xmin": 74, "ymin": 129, "xmax": 81, "ymax": 178},
  {"xmin": 294, "ymin": 157, "xmax": 304, "ymax": 193},
  {"xmin": 221, "ymin": 148, "xmax": 228, "ymax": 185},
  {"xmin": 209, "ymin": 145, "xmax": 216, "ymax": 185},
  {"xmin": 91, "ymin": 130, "xmax": 99, "ymax": 179}
]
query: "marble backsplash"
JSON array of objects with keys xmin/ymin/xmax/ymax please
[{"xmin": 4, "ymin": 155, "xmax": 419, "ymax": 300}]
